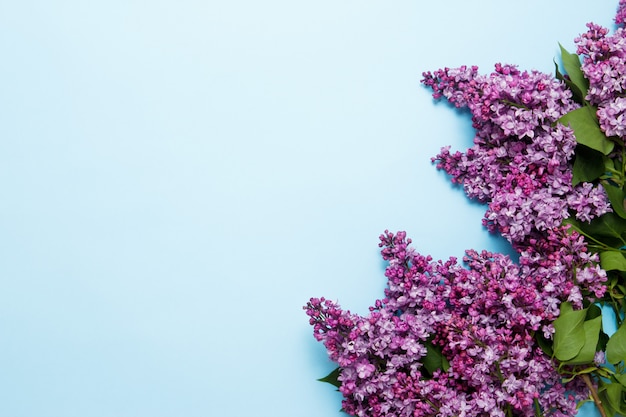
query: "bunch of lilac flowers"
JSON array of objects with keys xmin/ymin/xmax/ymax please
[
  {"xmin": 305, "ymin": 228, "xmax": 604, "ymax": 417},
  {"xmin": 306, "ymin": 2, "xmax": 626, "ymax": 417},
  {"xmin": 421, "ymin": 64, "xmax": 610, "ymax": 248},
  {"xmin": 577, "ymin": 16, "xmax": 626, "ymax": 139}
]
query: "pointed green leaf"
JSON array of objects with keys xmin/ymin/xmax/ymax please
[
  {"xmin": 553, "ymin": 302, "xmax": 587, "ymax": 361},
  {"xmin": 554, "ymin": 58, "xmax": 565, "ymax": 81},
  {"xmin": 607, "ymin": 322, "xmax": 626, "ymax": 364},
  {"xmin": 616, "ymin": 373, "xmax": 626, "ymax": 388},
  {"xmin": 606, "ymin": 156, "xmax": 620, "ymax": 172},
  {"xmin": 586, "ymin": 304, "xmax": 602, "ymax": 320},
  {"xmin": 565, "ymin": 212, "xmax": 626, "ymax": 248},
  {"xmin": 535, "ymin": 330, "xmax": 553, "ymax": 357},
  {"xmin": 602, "ymin": 182, "xmax": 626, "ymax": 218},
  {"xmin": 555, "ymin": 58, "xmax": 585, "ymax": 104},
  {"xmin": 589, "ymin": 213, "xmax": 626, "ymax": 239},
  {"xmin": 565, "ymin": 316, "xmax": 602, "ymax": 365},
  {"xmin": 559, "ymin": 106, "xmax": 614, "ymax": 155},
  {"xmin": 318, "ymin": 367, "xmax": 341, "ymax": 388},
  {"xmin": 559, "ymin": 44, "xmax": 589, "ymax": 99},
  {"xmin": 573, "ymin": 145, "xmax": 607, "ymax": 185},
  {"xmin": 598, "ymin": 328, "xmax": 610, "ymax": 352},
  {"xmin": 600, "ymin": 251, "xmax": 626, "ymax": 272},
  {"xmin": 423, "ymin": 341, "xmax": 450, "ymax": 375}
]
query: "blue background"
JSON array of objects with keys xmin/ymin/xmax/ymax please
[{"xmin": 0, "ymin": 1, "xmax": 619, "ymax": 416}]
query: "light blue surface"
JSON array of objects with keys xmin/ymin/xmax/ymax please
[{"xmin": 0, "ymin": 1, "xmax": 619, "ymax": 416}]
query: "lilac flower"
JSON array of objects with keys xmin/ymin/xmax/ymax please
[
  {"xmin": 306, "ymin": 4, "xmax": 626, "ymax": 416},
  {"xmin": 617, "ymin": 0, "xmax": 626, "ymax": 25},
  {"xmin": 567, "ymin": 182, "xmax": 612, "ymax": 222},
  {"xmin": 305, "ymin": 230, "xmax": 598, "ymax": 417},
  {"xmin": 597, "ymin": 96, "xmax": 626, "ymax": 137},
  {"xmin": 423, "ymin": 61, "xmax": 610, "ymax": 247}
]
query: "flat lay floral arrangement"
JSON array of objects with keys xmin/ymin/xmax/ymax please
[{"xmin": 305, "ymin": 2, "xmax": 626, "ymax": 417}]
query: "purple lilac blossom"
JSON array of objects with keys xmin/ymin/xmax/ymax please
[
  {"xmin": 576, "ymin": 15, "xmax": 626, "ymax": 145},
  {"xmin": 305, "ymin": 230, "xmax": 603, "ymax": 417},
  {"xmin": 617, "ymin": 0, "xmax": 626, "ymax": 26},
  {"xmin": 422, "ymin": 64, "xmax": 611, "ymax": 247},
  {"xmin": 305, "ymin": 3, "xmax": 626, "ymax": 416}
]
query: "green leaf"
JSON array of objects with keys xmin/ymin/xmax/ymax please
[
  {"xmin": 558, "ymin": 106, "xmax": 614, "ymax": 155},
  {"xmin": 600, "ymin": 251, "xmax": 626, "ymax": 272},
  {"xmin": 565, "ymin": 212, "xmax": 626, "ymax": 247},
  {"xmin": 598, "ymin": 328, "xmax": 610, "ymax": 352},
  {"xmin": 600, "ymin": 383, "xmax": 626, "ymax": 415},
  {"xmin": 566, "ymin": 315, "xmax": 602, "ymax": 365},
  {"xmin": 616, "ymin": 373, "xmax": 626, "ymax": 388},
  {"xmin": 592, "ymin": 213, "xmax": 626, "ymax": 239},
  {"xmin": 573, "ymin": 145, "xmax": 607, "ymax": 185},
  {"xmin": 553, "ymin": 302, "xmax": 587, "ymax": 361},
  {"xmin": 423, "ymin": 341, "xmax": 449, "ymax": 375},
  {"xmin": 535, "ymin": 330, "xmax": 553, "ymax": 357},
  {"xmin": 318, "ymin": 367, "xmax": 341, "ymax": 388},
  {"xmin": 610, "ymin": 276, "xmax": 626, "ymax": 300},
  {"xmin": 603, "ymin": 181, "xmax": 626, "ymax": 219},
  {"xmin": 555, "ymin": 59, "xmax": 585, "ymax": 104},
  {"xmin": 586, "ymin": 304, "xmax": 603, "ymax": 320},
  {"xmin": 607, "ymin": 322, "xmax": 626, "ymax": 364},
  {"xmin": 598, "ymin": 392, "xmax": 615, "ymax": 417},
  {"xmin": 559, "ymin": 44, "xmax": 589, "ymax": 100}
]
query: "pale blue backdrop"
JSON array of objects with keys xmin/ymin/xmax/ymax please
[{"xmin": 0, "ymin": 1, "xmax": 618, "ymax": 416}]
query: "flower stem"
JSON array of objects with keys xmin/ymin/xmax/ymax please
[
  {"xmin": 581, "ymin": 374, "xmax": 607, "ymax": 417},
  {"xmin": 533, "ymin": 398, "xmax": 542, "ymax": 417}
]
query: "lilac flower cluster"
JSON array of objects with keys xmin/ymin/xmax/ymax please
[
  {"xmin": 617, "ymin": 0, "xmax": 626, "ymax": 26},
  {"xmin": 576, "ymin": 5, "xmax": 626, "ymax": 140},
  {"xmin": 305, "ymin": 4, "xmax": 626, "ymax": 417},
  {"xmin": 422, "ymin": 65, "xmax": 610, "ymax": 247},
  {"xmin": 305, "ymin": 230, "xmax": 605, "ymax": 417}
]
